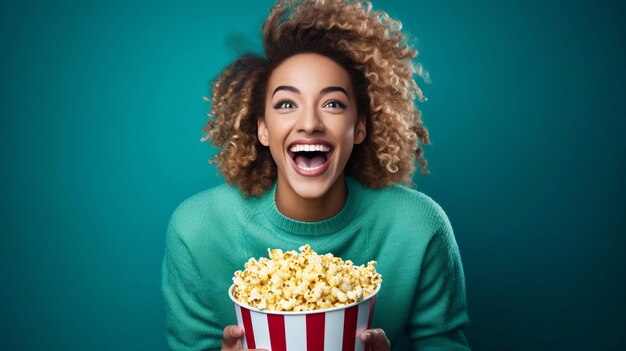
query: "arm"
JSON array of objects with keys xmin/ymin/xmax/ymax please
[
  {"xmin": 406, "ymin": 214, "xmax": 471, "ymax": 351},
  {"xmin": 161, "ymin": 215, "xmax": 223, "ymax": 351}
]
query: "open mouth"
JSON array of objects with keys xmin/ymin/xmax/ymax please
[{"xmin": 287, "ymin": 143, "xmax": 334, "ymax": 172}]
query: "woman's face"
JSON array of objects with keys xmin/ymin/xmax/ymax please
[{"xmin": 258, "ymin": 53, "xmax": 366, "ymax": 204}]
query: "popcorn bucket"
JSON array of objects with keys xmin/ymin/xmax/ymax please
[{"xmin": 229, "ymin": 284, "xmax": 380, "ymax": 351}]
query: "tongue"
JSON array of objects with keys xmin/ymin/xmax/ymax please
[{"xmin": 294, "ymin": 154, "xmax": 327, "ymax": 168}]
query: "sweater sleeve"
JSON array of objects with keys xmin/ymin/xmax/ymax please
[
  {"xmin": 406, "ymin": 211, "xmax": 471, "ymax": 350},
  {"xmin": 161, "ymin": 213, "xmax": 223, "ymax": 351}
]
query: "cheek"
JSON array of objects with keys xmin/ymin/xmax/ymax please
[
  {"xmin": 264, "ymin": 121, "xmax": 287, "ymax": 158},
  {"xmin": 336, "ymin": 120, "xmax": 357, "ymax": 140}
]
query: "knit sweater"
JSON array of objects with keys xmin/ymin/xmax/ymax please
[{"xmin": 161, "ymin": 177, "xmax": 470, "ymax": 350}]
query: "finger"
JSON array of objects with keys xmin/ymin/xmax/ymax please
[
  {"xmin": 360, "ymin": 329, "xmax": 390, "ymax": 350},
  {"xmin": 360, "ymin": 331, "xmax": 372, "ymax": 342},
  {"xmin": 221, "ymin": 325, "xmax": 244, "ymax": 350}
]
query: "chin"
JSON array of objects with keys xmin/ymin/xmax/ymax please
[{"xmin": 287, "ymin": 177, "xmax": 335, "ymax": 200}]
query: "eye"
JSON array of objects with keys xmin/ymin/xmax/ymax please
[
  {"xmin": 273, "ymin": 99, "xmax": 296, "ymax": 109},
  {"xmin": 323, "ymin": 100, "xmax": 346, "ymax": 109}
]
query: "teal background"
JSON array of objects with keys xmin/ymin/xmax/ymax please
[{"xmin": 1, "ymin": 0, "xmax": 624, "ymax": 350}]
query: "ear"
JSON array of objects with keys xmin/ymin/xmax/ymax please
[
  {"xmin": 257, "ymin": 117, "xmax": 269, "ymax": 146},
  {"xmin": 354, "ymin": 115, "xmax": 366, "ymax": 145}
]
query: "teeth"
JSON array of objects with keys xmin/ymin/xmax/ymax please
[{"xmin": 289, "ymin": 144, "xmax": 331, "ymax": 152}]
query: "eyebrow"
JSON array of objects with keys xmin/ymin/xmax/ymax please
[
  {"xmin": 272, "ymin": 85, "xmax": 299, "ymax": 97},
  {"xmin": 272, "ymin": 85, "xmax": 349, "ymax": 98}
]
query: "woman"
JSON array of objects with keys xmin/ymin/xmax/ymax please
[{"xmin": 162, "ymin": 1, "xmax": 470, "ymax": 350}]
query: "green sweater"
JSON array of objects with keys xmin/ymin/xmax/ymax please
[{"xmin": 161, "ymin": 177, "xmax": 470, "ymax": 350}]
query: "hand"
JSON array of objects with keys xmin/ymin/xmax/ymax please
[
  {"xmin": 221, "ymin": 325, "xmax": 268, "ymax": 351},
  {"xmin": 360, "ymin": 328, "xmax": 391, "ymax": 351}
]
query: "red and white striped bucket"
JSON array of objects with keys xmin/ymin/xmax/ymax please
[{"xmin": 229, "ymin": 284, "xmax": 380, "ymax": 351}]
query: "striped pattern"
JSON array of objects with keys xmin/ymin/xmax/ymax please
[{"xmin": 233, "ymin": 297, "xmax": 377, "ymax": 351}]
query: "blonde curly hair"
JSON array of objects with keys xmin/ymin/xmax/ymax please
[{"xmin": 201, "ymin": 0, "xmax": 431, "ymax": 196}]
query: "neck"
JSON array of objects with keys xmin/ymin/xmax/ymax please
[{"xmin": 275, "ymin": 176, "xmax": 348, "ymax": 222}]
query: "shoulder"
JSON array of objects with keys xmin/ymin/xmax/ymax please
[
  {"xmin": 355, "ymin": 180, "xmax": 451, "ymax": 231},
  {"xmin": 170, "ymin": 183, "xmax": 241, "ymax": 222},
  {"xmin": 166, "ymin": 183, "xmax": 248, "ymax": 245}
]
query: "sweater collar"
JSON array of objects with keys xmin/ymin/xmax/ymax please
[{"xmin": 260, "ymin": 177, "xmax": 360, "ymax": 236}]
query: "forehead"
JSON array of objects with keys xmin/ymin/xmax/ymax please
[{"xmin": 267, "ymin": 53, "xmax": 353, "ymax": 94}]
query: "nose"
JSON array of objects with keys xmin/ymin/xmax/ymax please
[{"xmin": 297, "ymin": 105, "xmax": 324, "ymax": 134}]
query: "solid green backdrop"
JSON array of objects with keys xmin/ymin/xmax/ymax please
[{"xmin": 1, "ymin": 0, "xmax": 624, "ymax": 350}]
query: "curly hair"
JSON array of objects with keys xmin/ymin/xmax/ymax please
[{"xmin": 201, "ymin": 0, "xmax": 431, "ymax": 196}]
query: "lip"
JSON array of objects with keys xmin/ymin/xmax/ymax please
[{"xmin": 286, "ymin": 139, "xmax": 335, "ymax": 177}]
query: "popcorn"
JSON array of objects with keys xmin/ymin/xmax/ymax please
[{"xmin": 232, "ymin": 245, "xmax": 382, "ymax": 311}]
